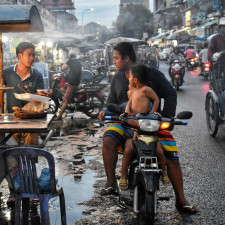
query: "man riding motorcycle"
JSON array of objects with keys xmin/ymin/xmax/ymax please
[
  {"xmin": 98, "ymin": 42, "xmax": 197, "ymax": 214},
  {"xmin": 168, "ymin": 47, "xmax": 185, "ymax": 82}
]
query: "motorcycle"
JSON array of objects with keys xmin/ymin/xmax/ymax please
[
  {"xmin": 49, "ymin": 72, "xmax": 105, "ymax": 118},
  {"xmin": 105, "ymin": 104, "xmax": 192, "ymax": 224},
  {"xmin": 187, "ymin": 57, "xmax": 199, "ymax": 71},
  {"xmin": 200, "ymin": 62, "xmax": 211, "ymax": 80},
  {"xmin": 170, "ymin": 60, "xmax": 185, "ymax": 91}
]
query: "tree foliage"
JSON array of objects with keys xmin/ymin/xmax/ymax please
[{"xmin": 115, "ymin": 4, "xmax": 154, "ymax": 39}]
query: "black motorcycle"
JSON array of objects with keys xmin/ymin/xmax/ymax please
[{"xmin": 105, "ymin": 104, "xmax": 192, "ymax": 224}]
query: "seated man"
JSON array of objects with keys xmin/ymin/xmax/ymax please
[{"xmin": 2, "ymin": 42, "xmax": 44, "ymax": 205}]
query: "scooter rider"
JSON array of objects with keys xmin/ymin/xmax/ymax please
[
  {"xmin": 168, "ymin": 47, "xmax": 185, "ymax": 82},
  {"xmin": 98, "ymin": 42, "xmax": 197, "ymax": 214},
  {"xmin": 199, "ymin": 42, "xmax": 209, "ymax": 75}
]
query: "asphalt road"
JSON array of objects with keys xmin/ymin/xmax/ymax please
[{"xmin": 155, "ymin": 61, "xmax": 225, "ymax": 224}]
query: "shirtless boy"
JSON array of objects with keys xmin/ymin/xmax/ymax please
[{"xmin": 119, "ymin": 64, "xmax": 170, "ymax": 189}]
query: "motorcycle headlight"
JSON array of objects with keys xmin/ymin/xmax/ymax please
[{"xmin": 138, "ymin": 120, "xmax": 161, "ymax": 132}]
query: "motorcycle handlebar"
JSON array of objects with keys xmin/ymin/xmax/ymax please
[
  {"xmin": 105, "ymin": 116, "xmax": 188, "ymax": 126},
  {"xmin": 174, "ymin": 121, "xmax": 188, "ymax": 125}
]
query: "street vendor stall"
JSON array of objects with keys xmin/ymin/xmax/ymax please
[{"xmin": 0, "ymin": 4, "xmax": 44, "ymax": 113}]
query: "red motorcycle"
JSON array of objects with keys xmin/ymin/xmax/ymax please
[
  {"xmin": 170, "ymin": 60, "xmax": 185, "ymax": 91},
  {"xmin": 48, "ymin": 72, "xmax": 105, "ymax": 118}
]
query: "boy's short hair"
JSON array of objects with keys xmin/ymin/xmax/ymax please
[
  {"xmin": 16, "ymin": 42, "xmax": 35, "ymax": 58},
  {"xmin": 131, "ymin": 64, "xmax": 149, "ymax": 84},
  {"xmin": 114, "ymin": 42, "xmax": 136, "ymax": 62}
]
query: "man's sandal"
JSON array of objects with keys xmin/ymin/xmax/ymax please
[
  {"xmin": 176, "ymin": 204, "xmax": 198, "ymax": 214},
  {"xmin": 161, "ymin": 176, "xmax": 171, "ymax": 185},
  {"xmin": 119, "ymin": 179, "xmax": 128, "ymax": 190},
  {"xmin": 100, "ymin": 186, "xmax": 115, "ymax": 196}
]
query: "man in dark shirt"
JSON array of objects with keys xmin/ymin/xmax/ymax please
[
  {"xmin": 208, "ymin": 17, "xmax": 225, "ymax": 61},
  {"xmin": 98, "ymin": 42, "xmax": 197, "ymax": 213},
  {"xmin": 54, "ymin": 50, "xmax": 82, "ymax": 120}
]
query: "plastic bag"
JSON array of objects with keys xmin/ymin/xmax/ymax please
[
  {"xmin": 13, "ymin": 173, "xmax": 21, "ymax": 191},
  {"xmin": 38, "ymin": 168, "xmax": 51, "ymax": 192}
]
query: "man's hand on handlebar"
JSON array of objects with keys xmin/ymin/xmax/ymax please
[{"xmin": 98, "ymin": 110, "xmax": 106, "ymax": 120}]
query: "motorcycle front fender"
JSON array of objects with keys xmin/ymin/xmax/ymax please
[{"xmin": 135, "ymin": 170, "xmax": 159, "ymax": 193}]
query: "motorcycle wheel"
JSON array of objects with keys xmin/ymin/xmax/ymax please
[
  {"xmin": 84, "ymin": 94, "xmax": 104, "ymax": 118},
  {"xmin": 47, "ymin": 97, "xmax": 59, "ymax": 114},
  {"xmin": 175, "ymin": 80, "xmax": 179, "ymax": 91},
  {"xmin": 136, "ymin": 183, "xmax": 155, "ymax": 225},
  {"xmin": 206, "ymin": 94, "xmax": 219, "ymax": 137},
  {"xmin": 204, "ymin": 73, "xmax": 209, "ymax": 80}
]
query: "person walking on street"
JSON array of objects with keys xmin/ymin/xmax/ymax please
[
  {"xmin": 54, "ymin": 50, "xmax": 82, "ymax": 120},
  {"xmin": 98, "ymin": 42, "xmax": 197, "ymax": 214}
]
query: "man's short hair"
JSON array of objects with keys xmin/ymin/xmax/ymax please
[
  {"xmin": 114, "ymin": 42, "xmax": 136, "ymax": 63},
  {"xmin": 131, "ymin": 64, "xmax": 148, "ymax": 84},
  {"xmin": 16, "ymin": 42, "xmax": 35, "ymax": 58}
]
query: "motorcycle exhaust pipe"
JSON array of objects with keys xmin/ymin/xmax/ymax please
[{"xmin": 133, "ymin": 186, "xmax": 140, "ymax": 214}]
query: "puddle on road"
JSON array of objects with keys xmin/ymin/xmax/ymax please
[{"xmin": 49, "ymin": 169, "xmax": 95, "ymax": 225}]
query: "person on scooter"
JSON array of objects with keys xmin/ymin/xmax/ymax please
[
  {"xmin": 119, "ymin": 64, "xmax": 170, "ymax": 189},
  {"xmin": 168, "ymin": 47, "xmax": 185, "ymax": 82},
  {"xmin": 98, "ymin": 42, "xmax": 197, "ymax": 214},
  {"xmin": 199, "ymin": 42, "xmax": 209, "ymax": 75},
  {"xmin": 54, "ymin": 49, "xmax": 82, "ymax": 120}
]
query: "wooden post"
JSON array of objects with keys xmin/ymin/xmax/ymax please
[{"xmin": 0, "ymin": 33, "xmax": 4, "ymax": 113}]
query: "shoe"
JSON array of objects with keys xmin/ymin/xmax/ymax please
[
  {"xmin": 176, "ymin": 204, "xmax": 198, "ymax": 214},
  {"xmin": 119, "ymin": 179, "xmax": 128, "ymax": 190},
  {"xmin": 161, "ymin": 176, "xmax": 171, "ymax": 185},
  {"xmin": 100, "ymin": 186, "xmax": 115, "ymax": 196}
]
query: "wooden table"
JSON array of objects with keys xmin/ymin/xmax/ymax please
[{"xmin": 0, "ymin": 114, "xmax": 54, "ymax": 149}]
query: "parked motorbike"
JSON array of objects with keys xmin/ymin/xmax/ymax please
[
  {"xmin": 105, "ymin": 104, "xmax": 192, "ymax": 224},
  {"xmin": 200, "ymin": 62, "xmax": 211, "ymax": 80},
  {"xmin": 49, "ymin": 72, "xmax": 105, "ymax": 118},
  {"xmin": 170, "ymin": 60, "xmax": 185, "ymax": 91}
]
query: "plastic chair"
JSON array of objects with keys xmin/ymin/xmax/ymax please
[{"xmin": 2, "ymin": 147, "xmax": 66, "ymax": 225}]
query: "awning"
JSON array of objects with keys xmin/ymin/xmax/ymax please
[
  {"xmin": 0, "ymin": 5, "xmax": 44, "ymax": 32},
  {"xmin": 200, "ymin": 19, "xmax": 218, "ymax": 28},
  {"xmin": 150, "ymin": 33, "xmax": 166, "ymax": 40},
  {"xmin": 166, "ymin": 27, "xmax": 190, "ymax": 40}
]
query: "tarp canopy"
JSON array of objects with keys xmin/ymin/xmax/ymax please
[
  {"xmin": 200, "ymin": 19, "xmax": 218, "ymax": 28},
  {"xmin": 0, "ymin": 5, "xmax": 44, "ymax": 32},
  {"xmin": 149, "ymin": 33, "xmax": 166, "ymax": 40},
  {"xmin": 104, "ymin": 37, "xmax": 145, "ymax": 45}
]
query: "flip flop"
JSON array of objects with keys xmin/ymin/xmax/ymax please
[
  {"xmin": 119, "ymin": 179, "xmax": 128, "ymax": 190},
  {"xmin": 176, "ymin": 204, "xmax": 198, "ymax": 214},
  {"xmin": 100, "ymin": 186, "xmax": 115, "ymax": 196},
  {"xmin": 161, "ymin": 176, "xmax": 171, "ymax": 185}
]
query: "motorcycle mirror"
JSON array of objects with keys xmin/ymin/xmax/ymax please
[
  {"xmin": 176, "ymin": 111, "xmax": 193, "ymax": 120},
  {"xmin": 107, "ymin": 103, "xmax": 123, "ymax": 114}
]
